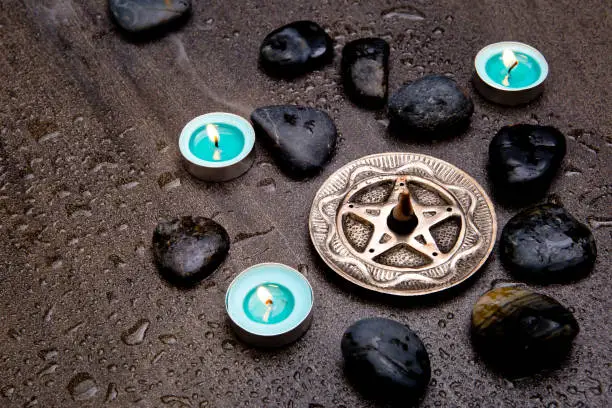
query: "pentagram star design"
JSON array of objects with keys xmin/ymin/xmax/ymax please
[{"xmin": 338, "ymin": 177, "xmax": 463, "ymax": 261}]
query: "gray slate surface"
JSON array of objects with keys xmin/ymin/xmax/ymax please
[{"xmin": 0, "ymin": 0, "xmax": 610, "ymax": 407}]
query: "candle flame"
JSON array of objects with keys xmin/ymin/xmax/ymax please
[
  {"xmin": 502, "ymin": 49, "xmax": 518, "ymax": 69},
  {"xmin": 206, "ymin": 124, "xmax": 220, "ymax": 147},
  {"xmin": 256, "ymin": 286, "xmax": 273, "ymax": 305}
]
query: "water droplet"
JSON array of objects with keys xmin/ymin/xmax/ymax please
[
  {"xmin": 1, "ymin": 385, "xmax": 15, "ymax": 398},
  {"xmin": 43, "ymin": 304, "xmax": 55, "ymax": 322},
  {"xmin": 204, "ymin": 331, "xmax": 214, "ymax": 339},
  {"xmin": 121, "ymin": 319, "xmax": 150, "ymax": 345},
  {"xmin": 257, "ymin": 178, "xmax": 276, "ymax": 193},
  {"xmin": 221, "ymin": 339, "xmax": 235, "ymax": 351},
  {"xmin": 105, "ymin": 383, "xmax": 118, "ymax": 402},
  {"xmin": 438, "ymin": 319, "xmax": 446, "ymax": 328},
  {"xmin": 376, "ymin": 119, "xmax": 390, "ymax": 127},
  {"xmin": 8, "ymin": 328, "xmax": 21, "ymax": 341},
  {"xmin": 432, "ymin": 27, "xmax": 444, "ymax": 35},
  {"xmin": 121, "ymin": 181, "xmax": 140, "ymax": 190},
  {"xmin": 157, "ymin": 172, "xmax": 181, "ymax": 191},
  {"xmin": 24, "ymin": 396, "xmax": 38, "ymax": 407},
  {"xmin": 159, "ymin": 334, "xmax": 177, "ymax": 345},
  {"xmin": 38, "ymin": 363, "xmax": 58, "ymax": 377},
  {"xmin": 51, "ymin": 259, "xmax": 63, "ymax": 269},
  {"xmin": 446, "ymin": 312, "xmax": 454, "ymax": 320},
  {"xmin": 151, "ymin": 351, "xmax": 165, "ymax": 365},
  {"xmin": 490, "ymin": 279, "xmax": 522, "ymax": 289},
  {"xmin": 382, "ymin": 6, "xmax": 425, "ymax": 21},
  {"xmin": 64, "ymin": 321, "xmax": 85, "ymax": 336},
  {"xmin": 161, "ymin": 395, "xmax": 192, "ymax": 407},
  {"xmin": 67, "ymin": 372, "xmax": 98, "ymax": 401}
]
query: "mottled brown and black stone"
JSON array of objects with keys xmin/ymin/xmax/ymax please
[
  {"xmin": 341, "ymin": 38, "xmax": 390, "ymax": 108},
  {"xmin": 500, "ymin": 204, "xmax": 597, "ymax": 283},
  {"xmin": 152, "ymin": 217, "xmax": 229, "ymax": 286},
  {"xmin": 341, "ymin": 317, "xmax": 431, "ymax": 404},
  {"xmin": 472, "ymin": 287, "xmax": 579, "ymax": 375},
  {"xmin": 109, "ymin": 0, "xmax": 191, "ymax": 33}
]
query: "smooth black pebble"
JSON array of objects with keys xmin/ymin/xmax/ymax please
[
  {"xmin": 251, "ymin": 105, "xmax": 337, "ymax": 178},
  {"xmin": 342, "ymin": 38, "xmax": 390, "ymax": 108},
  {"xmin": 109, "ymin": 0, "xmax": 191, "ymax": 33},
  {"xmin": 500, "ymin": 203, "xmax": 596, "ymax": 283},
  {"xmin": 341, "ymin": 317, "xmax": 430, "ymax": 404},
  {"xmin": 388, "ymin": 75, "xmax": 474, "ymax": 137},
  {"xmin": 472, "ymin": 286, "xmax": 579, "ymax": 375},
  {"xmin": 489, "ymin": 124, "xmax": 566, "ymax": 198},
  {"xmin": 152, "ymin": 216, "xmax": 229, "ymax": 286},
  {"xmin": 259, "ymin": 21, "xmax": 333, "ymax": 77}
]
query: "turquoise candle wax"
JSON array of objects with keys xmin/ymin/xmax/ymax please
[
  {"xmin": 485, "ymin": 51, "xmax": 542, "ymax": 89},
  {"xmin": 244, "ymin": 283, "xmax": 295, "ymax": 324},
  {"xmin": 189, "ymin": 123, "xmax": 245, "ymax": 162},
  {"xmin": 226, "ymin": 263, "xmax": 314, "ymax": 347}
]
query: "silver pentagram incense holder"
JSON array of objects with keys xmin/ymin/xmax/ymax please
[{"xmin": 309, "ymin": 153, "xmax": 497, "ymax": 296}]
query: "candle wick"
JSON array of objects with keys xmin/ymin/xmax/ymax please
[
  {"xmin": 214, "ymin": 137, "xmax": 219, "ymax": 148},
  {"xmin": 262, "ymin": 304, "xmax": 272, "ymax": 323},
  {"xmin": 507, "ymin": 60, "xmax": 518, "ymax": 75}
]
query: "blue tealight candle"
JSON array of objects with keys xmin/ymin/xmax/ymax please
[
  {"xmin": 474, "ymin": 41, "xmax": 549, "ymax": 106},
  {"xmin": 226, "ymin": 263, "xmax": 314, "ymax": 347},
  {"xmin": 179, "ymin": 113, "xmax": 255, "ymax": 182}
]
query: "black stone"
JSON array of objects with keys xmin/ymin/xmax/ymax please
[
  {"xmin": 500, "ymin": 204, "xmax": 597, "ymax": 283},
  {"xmin": 472, "ymin": 286, "xmax": 579, "ymax": 376},
  {"xmin": 152, "ymin": 217, "xmax": 229, "ymax": 286},
  {"xmin": 259, "ymin": 21, "xmax": 333, "ymax": 77},
  {"xmin": 388, "ymin": 75, "xmax": 474, "ymax": 137},
  {"xmin": 251, "ymin": 105, "xmax": 337, "ymax": 178},
  {"xmin": 341, "ymin": 38, "xmax": 390, "ymax": 108},
  {"xmin": 341, "ymin": 317, "xmax": 430, "ymax": 404},
  {"xmin": 109, "ymin": 0, "xmax": 191, "ymax": 33},
  {"xmin": 489, "ymin": 125, "xmax": 566, "ymax": 198}
]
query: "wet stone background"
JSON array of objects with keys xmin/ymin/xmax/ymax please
[{"xmin": 0, "ymin": 1, "xmax": 610, "ymax": 407}]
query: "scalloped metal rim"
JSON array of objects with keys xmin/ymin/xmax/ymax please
[{"xmin": 308, "ymin": 152, "xmax": 497, "ymax": 296}]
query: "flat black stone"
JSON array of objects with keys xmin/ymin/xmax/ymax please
[
  {"xmin": 251, "ymin": 105, "xmax": 337, "ymax": 178},
  {"xmin": 259, "ymin": 21, "xmax": 333, "ymax": 77},
  {"xmin": 500, "ymin": 204, "xmax": 597, "ymax": 283},
  {"xmin": 489, "ymin": 125, "xmax": 566, "ymax": 198},
  {"xmin": 472, "ymin": 286, "xmax": 579, "ymax": 376},
  {"xmin": 152, "ymin": 216, "xmax": 229, "ymax": 287},
  {"xmin": 388, "ymin": 75, "xmax": 474, "ymax": 137},
  {"xmin": 109, "ymin": 0, "xmax": 191, "ymax": 33},
  {"xmin": 341, "ymin": 38, "xmax": 390, "ymax": 108},
  {"xmin": 341, "ymin": 317, "xmax": 430, "ymax": 404}
]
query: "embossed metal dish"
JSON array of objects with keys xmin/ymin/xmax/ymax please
[{"xmin": 309, "ymin": 153, "xmax": 497, "ymax": 296}]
